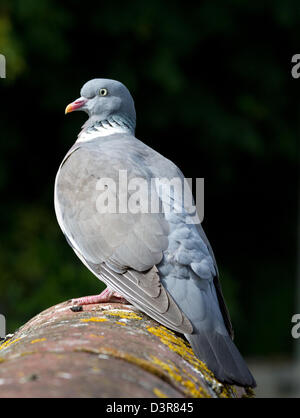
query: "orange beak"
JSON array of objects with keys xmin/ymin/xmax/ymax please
[{"xmin": 65, "ymin": 98, "xmax": 88, "ymax": 114}]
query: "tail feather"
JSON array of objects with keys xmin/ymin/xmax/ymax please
[{"xmin": 185, "ymin": 331, "xmax": 256, "ymax": 388}]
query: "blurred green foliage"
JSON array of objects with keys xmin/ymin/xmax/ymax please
[{"xmin": 0, "ymin": 0, "xmax": 297, "ymax": 358}]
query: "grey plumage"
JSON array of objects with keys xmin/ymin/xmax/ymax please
[{"xmin": 55, "ymin": 78, "xmax": 256, "ymax": 387}]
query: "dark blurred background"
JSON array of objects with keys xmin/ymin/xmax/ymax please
[{"xmin": 0, "ymin": 0, "xmax": 298, "ymax": 396}]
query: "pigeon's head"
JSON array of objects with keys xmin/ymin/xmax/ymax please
[{"xmin": 65, "ymin": 79, "xmax": 136, "ymax": 129}]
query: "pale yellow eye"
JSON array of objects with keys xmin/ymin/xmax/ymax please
[{"xmin": 99, "ymin": 88, "xmax": 108, "ymax": 96}]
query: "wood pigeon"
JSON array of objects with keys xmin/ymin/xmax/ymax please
[{"xmin": 54, "ymin": 79, "xmax": 256, "ymax": 387}]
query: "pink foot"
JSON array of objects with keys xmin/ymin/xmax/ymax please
[{"xmin": 71, "ymin": 287, "xmax": 129, "ymax": 306}]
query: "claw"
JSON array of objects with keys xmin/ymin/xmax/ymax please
[{"xmin": 70, "ymin": 287, "xmax": 129, "ymax": 306}]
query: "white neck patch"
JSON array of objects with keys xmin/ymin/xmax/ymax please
[{"xmin": 76, "ymin": 116, "xmax": 135, "ymax": 143}]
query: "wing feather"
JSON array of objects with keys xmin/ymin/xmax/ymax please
[{"xmin": 95, "ymin": 263, "xmax": 193, "ymax": 334}]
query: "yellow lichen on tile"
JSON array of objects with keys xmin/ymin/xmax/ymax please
[
  {"xmin": 80, "ymin": 317, "xmax": 108, "ymax": 323},
  {"xmin": 115, "ymin": 321, "xmax": 127, "ymax": 326},
  {"xmin": 244, "ymin": 387, "xmax": 255, "ymax": 398},
  {"xmin": 153, "ymin": 388, "xmax": 168, "ymax": 398},
  {"xmin": 105, "ymin": 310, "xmax": 143, "ymax": 320},
  {"xmin": 182, "ymin": 379, "xmax": 209, "ymax": 398},
  {"xmin": 186, "ymin": 370, "xmax": 200, "ymax": 383},
  {"xmin": 150, "ymin": 355, "xmax": 210, "ymax": 398},
  {"xmin": 147, "ymin": 326, "xmax": 216, "ymax": 380},
  {"xmin": 75, "ymin": 346, "xmax": 167, "ymax": 380},
  {"xmin": 219, "ymin": 383, "xmax": 236, "ymax": 398},
  {"xmin": 19, "ymin": 351, "xmax": 36, "ymax": 357},
  {"xmin": 146, "ymin": 325, "xmax": 227, "ymax": 394},
  {"xmin": 30, "ymin": 338, "xmax": 47, "ymax": 344},
  {"xmin": 75, "ymin": 344, "xmax": 210, "ymax": 398},
  {"xmin": 151, "ymin": 355, "xmax": 183, "ymax": 383},
  {"xmin": 0, "ymin": 338, "xmax": 22, "ymax": 351}
]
